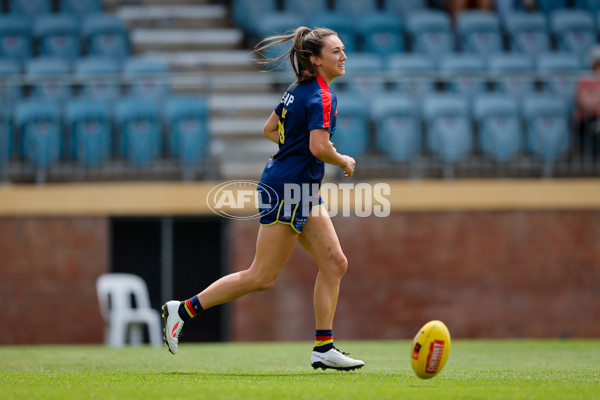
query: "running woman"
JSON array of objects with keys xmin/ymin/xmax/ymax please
[{"xmin": 162, "ymin": 26, "xmax": 364, "ymax": 371}]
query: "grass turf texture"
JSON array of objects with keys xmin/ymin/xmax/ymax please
[{"xmin": 1, "ymin": 340, "xmax": 599, "ymax": 400}]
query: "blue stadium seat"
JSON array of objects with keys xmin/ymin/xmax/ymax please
[
  {"xmin": 115, "ymin": 98, "xmax": 161, "ymax": 165},
  {"xmin": 522, "ymin": 96, "xmax": 570, "ymax": 169},
  {"xmin": 473, "ymin": 95, "xmax": 522, "ymax": 162},
  {"xmin": 232, "ymin": 0, "xmax": 277, "ymax": 32},
  {"xmin": 26, "ymin": 57, "xmax": 73, "ymax": 103},
  {"xmin": 282, "ymin": 0, "xmax": 327, "ymax": 17},
  {"xmin": 61, "ymin": 0, "xmax": 103, "ymax": 17},
  {"xmin": 164, "ymin": 96, "xmax": 209, "ymax": 164},
  {"xmin": 75, "ymin": 57, "xmax": 121, "ymax": 101},
  {"xmin": 439, "ymin": 54, "xmax": 487, "ymax": 97},
  {"xmin": 387, "ymin": 54, "xmax": 436, "ymax": 98},
  {"xmin": 332, "ymin": 94, "xmax": 370, "ymax": 159},
  {"xmin": 342, "ymin": 53, "xmax": 385, "ymax": 99},
  {"xmin": 535, "ymin": 0, "xmax": 568, "ymax": 18},
  {"xmin": 0, "ymin": 16, "xmax": 32, "ymax": 61},
  {"xmin": 405, "ymin": 10, "xmax": 454, "ymax": 59},
  {"xmin": 332, "ymin": 0, "xmax": 378, "ymax": 19},
  {"xmin": 355, "ymin": 12, "xmax": 404, "ymax": 55},
  {"xmin": 0, "ymin": 59, "xmax": 23, "ymax": 107},
  {"xmin": 551, "ymin": 10, "xmax": 596, "ymax": 59},
  {"xmin": 250, "ymin": 11, "xmax": 307, "ymax": 37},
  {"xmin": 82, "ymin": 14, "xmax": 129, "ymax": 59},
  {"xmin": 488, "ymin": 54, "xmax": 536, "ymax": 97},
  {"xmin": 15, "ymin": 99, "xmax": 62, "ymax": 168},
  {"xmin": 0, "ymin": 103, "xmax": 13, "ymax": 161},
  {"xmin": 371, "ymin": 94, "xmax": 421, "ymax": 162},
  {"xmin": 575, "ymin": 0, "xmax": 600, "ymax": 13},
  {"xmin": 123, "ymin": 57, "xmax": 170, "ymax": 100},
  {"xmin": 422, "ymin": 94, "xmax": 472, "ymax": 163},
  {"xmin": 9, "ymin": 0, "xmax": 51, "ymax": 17},
  {"xmin": 34, "ymin": 15, "xmax": 81, "ymax": 60},
  {"xmin": 537, "ymin": 52, "xmax": 582, "ymax": 104},
  {"xmin": 309, "ymin": 13, "xmax": 357, "ymax": 53},
  {"xmin": 382, "ymin": 0, "xmax": 427, "ymax": 17},
  {"xmin": 65, "ymin": 98, "xmax": 112, "ymax": 166},
  {"xmin": 456, "ymin": 11, "xmax": 503, "ymax": 57},
  {"xmin": 504, "ymin": 12, "xmax": 551, "ymax": 58}
]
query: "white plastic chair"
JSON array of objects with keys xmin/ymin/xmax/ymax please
[{"xmin": 96, "ymin": 273, "xmax": 162, "ymax": 347}]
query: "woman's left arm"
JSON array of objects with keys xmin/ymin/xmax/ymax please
[{"xmin": 263, "ymin": 111, "xmax": 280, "ymax": 144}]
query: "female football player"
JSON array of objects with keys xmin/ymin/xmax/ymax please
[{"xmin": 162, "ymin": 26, "xmax": 364, "ymax": 371}]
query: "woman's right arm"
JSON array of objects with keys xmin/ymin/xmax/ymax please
[{"xmin": 263, "ymin": 111, "xmax": 280, "ymax": 144}]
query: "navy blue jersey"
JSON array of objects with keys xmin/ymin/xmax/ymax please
[{"xmin": 260, "ymin": 76, "xmax": 337, "ymax": 190}]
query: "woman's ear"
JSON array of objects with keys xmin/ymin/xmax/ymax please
[{"xmin": 310, "ymin": 55, "xmax": 320, "ymax": 66}]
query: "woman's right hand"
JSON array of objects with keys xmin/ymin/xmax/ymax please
[{"xmin": 341, "ymin": 156, "xmax": 356, "ymax": 178}]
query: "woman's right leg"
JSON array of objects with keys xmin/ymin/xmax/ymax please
[
  {"xmin": 197, "ymin": 222, "xmax": 298, "ymax": 309},
  {"xmin": 163, "ymin": 222, "xmax": 298, "ymax": 354}
]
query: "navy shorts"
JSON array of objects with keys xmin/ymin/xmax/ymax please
[{"xmin": 258, "ymin": 183, "xmax": 324, "ymax": 233}]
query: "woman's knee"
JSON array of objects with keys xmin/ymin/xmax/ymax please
[
  {"xmin": 322, "ymin": 251, "xmax": 348, "ymax": 278},
  {"xmin": 244, "ymin": 269, "xmax": 277, "ymax": 292}
]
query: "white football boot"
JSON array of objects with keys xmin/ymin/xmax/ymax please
[
  {"xmin": 161, "ymin": 301, "xmax": 186, "ymax": 355},
  {"xmin": 311, "ymin": 347, "xmax": 365, "ymax": 371}
]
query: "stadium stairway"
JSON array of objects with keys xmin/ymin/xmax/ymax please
[{"xmin": 104, "ymin": 0, "xmax": 286, "ymax": 179}]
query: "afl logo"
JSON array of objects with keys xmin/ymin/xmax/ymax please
[{"xmin": 206, "ymin": 180, "xmax": 279, "ymax": 220}]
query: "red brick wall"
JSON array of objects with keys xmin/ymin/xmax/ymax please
[
  {"xmin": 0, "ymin": 217, "xmax": 107, "ymax": 344},
  {"xmin": 230, "ymin": 211, "xmax": 600, "ymax": 340}
]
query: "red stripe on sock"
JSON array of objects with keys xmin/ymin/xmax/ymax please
[
  {"xmin": 185, "ymin": 299, "xmax": 197, "ymax": 317},
  {"xmin": 315, "ymin": 336, "xmax": 333, "ymax": 341}
]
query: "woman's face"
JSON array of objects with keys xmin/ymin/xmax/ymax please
[{"xmin": 313, "ymin": 35, "xmax": 347, "ymax": 83}]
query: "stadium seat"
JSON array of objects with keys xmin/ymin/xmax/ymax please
[
  {"xmin": 332, "ymin": 94, "xmax": 370, "ymax": 159},
  {"xmin": 0, "ymin": 16, "xmax": 32, "ymax": 61},
  {"xmin": 456, "ymin": 11, "xmax": 503, "ymax": 57},
  {"xmin": 371, "ymin": 94, "xmax": 421, "ymax": 162},
  {"xmin": 15, "ymin": 99, "xmax": 62, "ymax": 169},
  {"xmin": 96, "ymin": 273, "xmax": 162, "ymax": 348},
  {"xmin": 504, "ymin": 12, "xmax": 551, "ymax": 58},
  {"xmin": 575, "ymin": 0, "xmax": 600, "ymax": 13},
  {"xmin": 551, "ymin": 10, "xmax": 596, "ymax": 59},
  {"xmin": 405, "ymin": 10, "xmax": 454, "ymax": 59},
  {"xmin": 34, "ymin": 15, "xmax": 81, "ymax": 60},
  {"xmin": 26, "ymin": 57, "xmax": 73, "ymax": 103},
  {"xmin": 82, "ymin": 14, "xmax": 129, "ymax": 59},
  {"xmin": 355, "ymin": 12, "xmax": 404, "ymax": 55},
  {"xmin": 9, "ymin": 0, "xmax": 51, "ymax": 17},
  {"xmin": 231, "ymin": 0, "xmax": 278, "ymax": 32},
  {"xmin": 387, "ymin": 54, "xmax": 436, "ymax": 98},
  {"xmin": 0, "ymin": 104, "xmax": 13, "ymax": 161},
  {"xmin": 332, "ymin": 0, "xmax": 378, "ymax": 19},
  {"xmin": 60, "ymin": 0, "xmax": 103, "ymax": 17},
  {"xmin": 65, "ymin": 98, "xmax": 112, "ymax": 166},
  {"xmin": 75, "ymin": 57, "xmax": 121, "ymax": 101},
  {"xmin": 123, "ymin": 57, "xmax": 170, "ymax": 100},
  {"xmin": 422, "ymin": 94, "xmax": 472, "ymax": 164},
  {"xmin": 537, "ymin": 52, "xmax": 582, "ymax": 104},
  {"xmin": 522, "ymin": 95, "xmax": 570, "ymax": 163},
  {"xmin": 309, "ymin": 13, "xmax": 356, "ymax": 53},
  {"xmin": 282, "ymin": 0, "xmax": 328, "ymax": 17},
  {"xmin": 473, "ymin": 94, "xmax": 522, "ymax": 162},
  {"xmin": 250, "ymin": 11, "xmax": 307, "ymax": 38},
  {"xmin": 488, "ymin": 54, "xmax": 536, "ymax": 97},
  {"xmin": 341, "ymin": 53, "xmax": 386, "ymax": 99},
  {"xmin": 164, "ymin": 95, "xmax": 209, "ymax": 165},
  {"xmin": 535, "ymin": 0, "xmax": 568, "ymax": 18},
  {"xmin": 382, "ymin": 0, "xmax": 427, "ymax": 17},
  {"xmin": 439, "ymin": 54, "xmax": 487, "ymax": 97},
  {"xmin": 0, "ymin": 59, "xmax": 23, "ymax": 107},
  {"xmin": 115, "ymin": 97, "xmax": 161, "ymax": 166}
]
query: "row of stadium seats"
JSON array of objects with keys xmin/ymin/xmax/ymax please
[
  {"xmin": 0, "ymin": 14, "xmax": 129, "ymax": 61},
  {"xmin": 334, "ymin": 93, "xmax": 570, "ymax": 166},
  {"xmin": 234, "ymin": 0, "xmax": 600, "ymax": 22},
  {"xmin": 0, "ymin": 96, "xmax": 209, "ymax": 168},
  {"xmin": 252, "ymin": 9, "xmax": 600, "ymax": 60},
  {"xmin": 0, "ymin": 56, "xmax": 168, "ymax": 105},
  {"xmin": 1, "ymin": 0, "xmax": 102, "ymax": 17}
]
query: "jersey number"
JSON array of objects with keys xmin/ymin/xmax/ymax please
[{"xmin": 278, "ymin": 108, "xmax": 287, "ymax": 144}]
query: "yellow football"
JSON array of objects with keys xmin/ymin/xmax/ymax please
[{"xmin": 410, "ymin": 320, "xmax": 451, "ymax": 379}]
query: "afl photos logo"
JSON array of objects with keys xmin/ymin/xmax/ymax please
[{"xmin": 206, "ymin": 180, "xmax": 279, "ymax": 220}]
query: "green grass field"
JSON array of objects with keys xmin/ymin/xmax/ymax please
[{"xmin": 1, "ymin": 340, "xmax": 599, "ymax": 399}]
